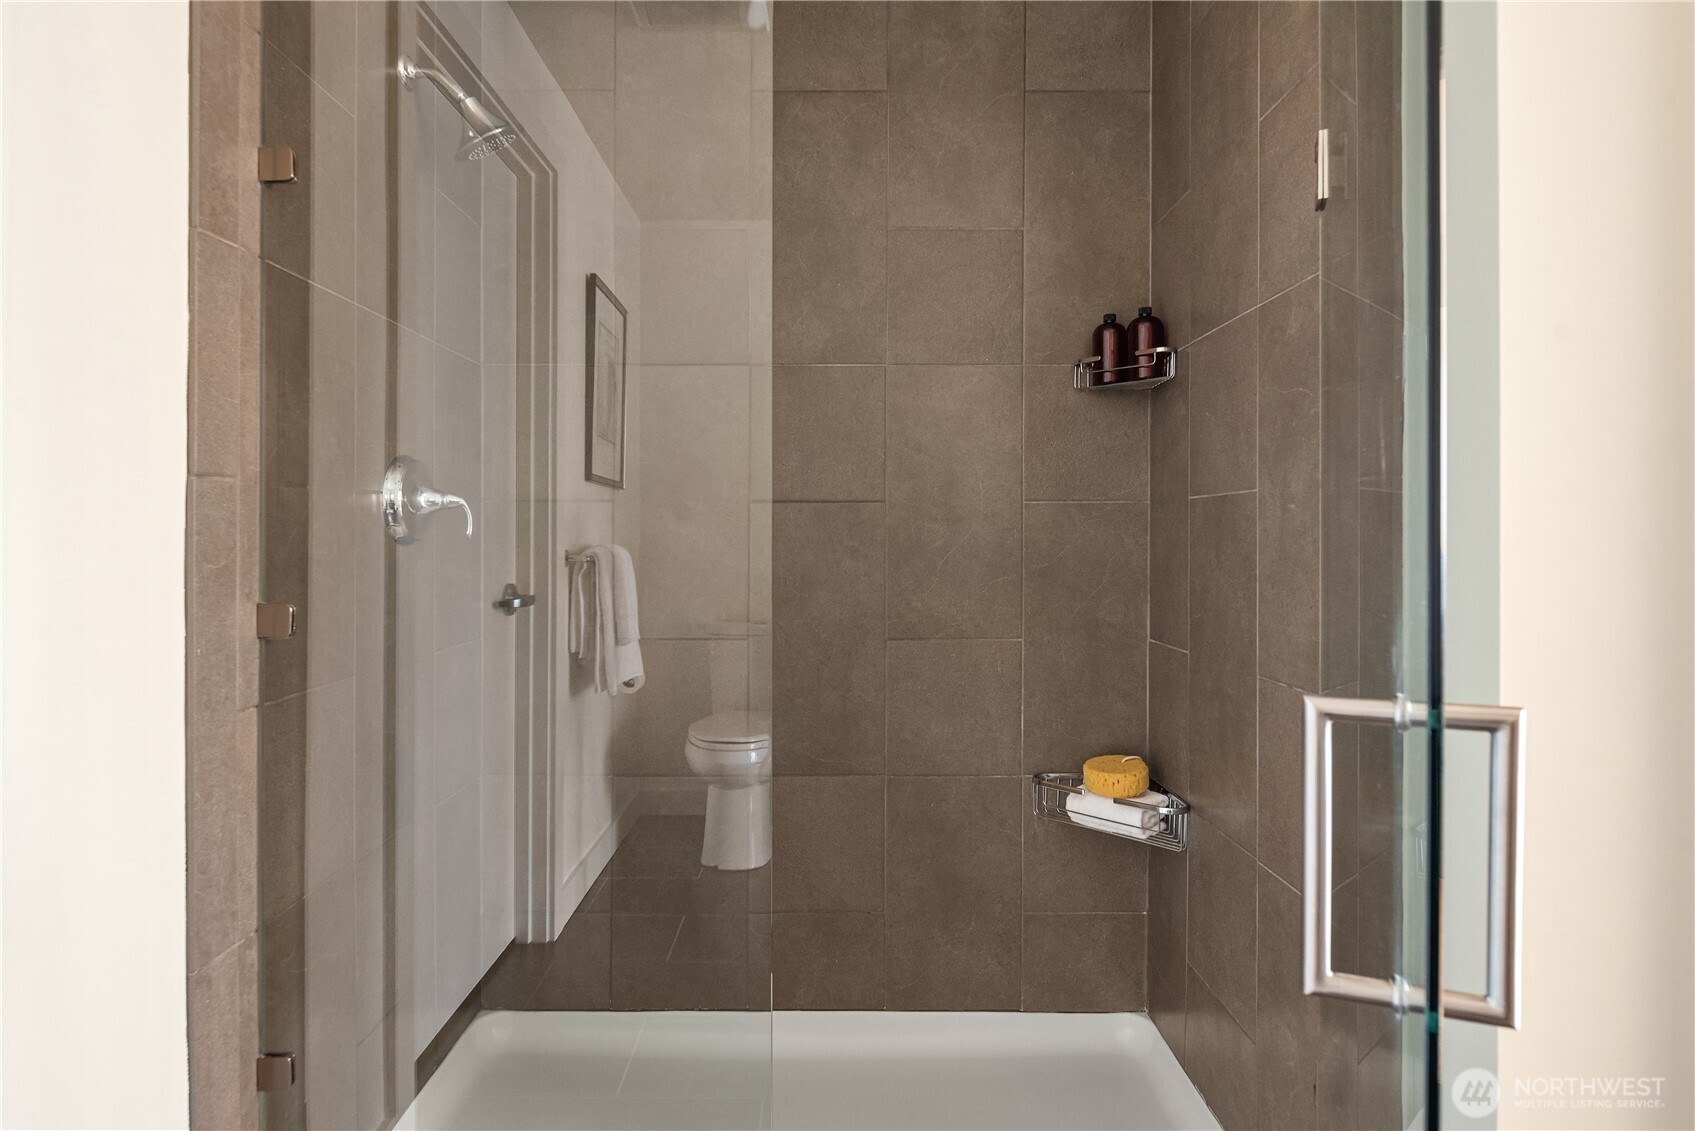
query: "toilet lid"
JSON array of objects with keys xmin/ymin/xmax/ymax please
[{"xmin": 687, "ymin": 711, "xmax": 771, "ymax": 748}]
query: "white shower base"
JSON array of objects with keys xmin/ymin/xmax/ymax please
[{"xmin": 397, "ymin": 1009, "xmax": 1219, "ymax": 1131}]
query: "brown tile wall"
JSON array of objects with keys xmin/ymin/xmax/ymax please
[
  {"xmin": 186, "ymin": 4, "xmax": 264, "ymax": 1129},
  {"xmin": 1143, "ymin": 3, "xmax": 1407, "ymax": 1128},
  {"xmin": 769, "ymin": 0, "xmax": 1154, "ymax": 1013}
]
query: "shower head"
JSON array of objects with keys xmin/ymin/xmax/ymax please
[
  {"xmin": 455, "ymin": 116, "xmax": 518, "ymax": 162},
  {"xmin": 397, "ymin": 55, "xmax": 518, "ymax": 161}
]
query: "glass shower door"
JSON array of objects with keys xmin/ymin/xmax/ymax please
[
  {"xmin": 258, "ymin": 3, "xmax": 773, "ymax": 1129},
  {"xmin": 253, "ymin": 2, "xmax": 409, "ymax": 1125},
  {"xmin": 1293, "ymin": 2, "xmax": 1442, "ymax": 1123},
  {"xmin": 1303, "ymin": 5, "xmax": 1525, "ymax": 1128},
  {"xmin": 257, "ymin": 3, "xmax": 553, "ymax": 1125}
]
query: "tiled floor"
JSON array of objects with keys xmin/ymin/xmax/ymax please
[
  {"xmin": 397, "ymin": 1009, "xmax": 1219, "ymax": 1131},
  {"xmin": 481, "ymin": 815, "xmax": 772, "ymax": 1013}
]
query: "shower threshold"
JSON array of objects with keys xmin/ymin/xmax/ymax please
[{"xmin": 397, "ymin": 1009, "xmax": 1219, "ymax": 1131}]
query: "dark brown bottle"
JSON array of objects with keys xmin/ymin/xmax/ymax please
[
  {"xmin": 1129, "ymin": 306, "xmax": 1166, "ymax": 380},
  {"xmin": 1092, "ymin": 313, "xmax": 1129, "ymax": 385}
]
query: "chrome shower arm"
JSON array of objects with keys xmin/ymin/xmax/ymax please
[
  {"xmin": 396, "ymin": 53, "xmax": 518, "ymax": 162},
  {"xmin": 397, "ymin": 56, "xmax": 470, "ymax": 106}
]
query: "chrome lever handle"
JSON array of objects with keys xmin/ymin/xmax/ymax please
[
  {"xmin": 414, "ymin": 487, "xmax": 474, "ymax": 537},
  {"xmin": 494, "ymin": 582, "xmax": 535, "ymax": 615},
  {"xmin": 382, "ymin": 455, "xmax": 475, "ymax": 543}
]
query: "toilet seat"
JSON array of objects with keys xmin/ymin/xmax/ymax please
[
  {"xmin": 686, "ymin": 711, "xmax": 771, "ymax": 750},
  {"xmin": 685, "ymin": 712, "xmax": 771, "ymax": 778}
]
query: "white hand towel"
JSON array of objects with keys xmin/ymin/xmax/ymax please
[
  {"xmin": 608, "ymin": 544, "xmax": 644, "ymax": 693},
  {"xmin": 585, "ymin": 545, "xmax": 617, "ymax": 693},
  {"xmin": 1065, "ymin": 788, "xmax": 1168, "ymax": 836},
  {"xmin": 568, "ymin": 544, "xmax": 645, "ymax": 695}
]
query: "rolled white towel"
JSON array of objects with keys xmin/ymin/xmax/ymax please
[{"xmin": 1065, "ymin": 787, "xmax": 1168, "ymax": 836}]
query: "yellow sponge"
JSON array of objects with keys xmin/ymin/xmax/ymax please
[{"xmin": 1083, "ymin": 755, "xmax": 1149, "ymax": 798}]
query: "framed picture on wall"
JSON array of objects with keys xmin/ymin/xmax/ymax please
[{"xmin": 585, "ymin": 273, "xmax": 628, "ymax": 489}]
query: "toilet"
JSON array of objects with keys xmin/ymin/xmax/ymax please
[{"xmin": 684, "ymin": 710, "xmax": 772, "ymax": 871}]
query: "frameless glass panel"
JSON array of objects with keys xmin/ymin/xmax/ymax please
[
  {"xmin": 260, "ymin": 3, "xmax": 773, "ymax": 1129},
  {"xmin": 256, "ymin": 2, "xmax": 401, "ymax": 1125},
  {"xmin": 1401, "ymin": 5, "xmax": 1440, "ymax": 1125},
  {"xmin": 1311, "ymin": 0, "xmax": 1440, "ymax": 1126},
  {"xmin": 1435, "ymin": 1, "xmax": 1509, "ymax": 1124},
  {"xmin": 1399, "ymin": 8, "xmax": 1438, "ymax": 1125}
]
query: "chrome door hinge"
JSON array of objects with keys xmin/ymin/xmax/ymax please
[
  {"xmin": 258, "ymin": 146, "xmax": 298, "ymax": 184},
  {"xmin": 256, "ymin": 603, "xmax": 297, "ymax": 639},
  {"xmin": 255, "ymin": 1052, "xmax": 296, "ymax": 1093}
]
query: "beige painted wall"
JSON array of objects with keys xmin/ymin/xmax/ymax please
[
  {"xmin": 0, "ymin": 2, "xmax": 191, "ymax": 1126},
  {"xmin": 1495, "ymin": 3, "xmax": 1695, "ymax": 1127}
]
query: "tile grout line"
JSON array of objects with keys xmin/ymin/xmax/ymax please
[
  {"xmin": 1143, "ymin": 5, "xmax": 1159, "ymax": 1023},
  {"xmin": 1252, "ymin": 0, "xmax": 1265, "ymax": 1053},
  {"xmin": 1259, "ymin": 58, "xmax": 1320, "ymax": 124},
  {"xmin": 612, "ymin": 1014, "xmax": 647, "ymax": 1097},
  {"xmin": 881, "ymin": 0, "xmax": 891, "ymax": 1010},
  {"xmin": 1017, "ymin": 0, "xmax": 1029, "ymax": 996}
]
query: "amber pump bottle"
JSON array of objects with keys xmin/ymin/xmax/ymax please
[
  {"xmin": 1128, "ymin": 306, "xmax": 1166, "ymax": 380},
  {"xmin": 1092, "ymin": 313, "xmax": 1128, "ymax": 384}
]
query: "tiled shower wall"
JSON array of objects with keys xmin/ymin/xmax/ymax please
[
  {"xmin": 185, "ymin": 3, "xmax": 263, "ymax": 1128},
  {"xmin": 769, "ymin": 1, "xmax": 1156, "ymax": 1011},
  {"xmin": 1142, "ymin": 3, "xmax": 1406, "ymax": 1129}
]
